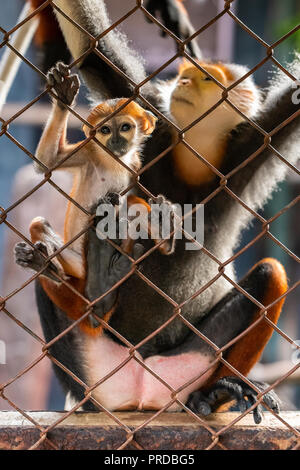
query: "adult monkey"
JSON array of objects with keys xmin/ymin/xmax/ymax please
[{"xmin": 26, "ymin": 0, "xmax": 299, "ymax": 421}]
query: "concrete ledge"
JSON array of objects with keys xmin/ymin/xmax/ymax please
[{"xmin": 0, "ymin": 411, "xmax": 299, "ymax": 450}]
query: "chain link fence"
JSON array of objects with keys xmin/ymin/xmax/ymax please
[{"xmin": 0, "ymin": 0, "xmax": 299, "ymax": 450}]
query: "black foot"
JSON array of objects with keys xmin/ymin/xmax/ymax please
[
  {"xmin": 186, "ymin": 376, "xmax": 280, "ymax": 424},
  {"xmin": 14, "ymin": 241, "xmax": 59, "ymax": 281}
]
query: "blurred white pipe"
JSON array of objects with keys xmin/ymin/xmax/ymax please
[
  {"xmin": 249, "ymin": 360, "xmax": 300, "ymax": 384},
  {"xmin": 0, "ymin": 3, "xmax": 39, "ymax": 114}
]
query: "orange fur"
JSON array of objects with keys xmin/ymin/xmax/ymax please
[
  {"xmin": 33, "ymin": 195, "xmax": 152, "ymax": 335},
  {"xmin": 176, "ymin": 0, "xmax": 188, "ymax": 15},
  {"xmin": 173, "ymin": 60, "xmax": 258, "ymax": 187},
  {"xmin": 218, "ymin": 63, "xmax": 234, "ymax": 82},
  {"xmin": 86, "ymin": 100, "xmax": 156, "ymax": 135},
  {"xmin": 30, "ymin": 216, "xmax": 99, "ymax": 333},
  {"xmin": 127, "ymin": 194, "xmax": 151, "ymax": 212},
  {"xmin": 122, "ymin": 195, "xmax": 151, "ymax": 254},
  {"xmin": 172, "ymin": 138, "xmax": 227, "ymax": 187},
  {"xmin": 178, "ymin": 60, "xmax": 229, "ymax": 85},
  {"xmin": 29, "ymin": 1, "xmax": 288, "ymax": 404},
  {"xmin": 39, "ymin": 276, "xmax": 115, "ymax": 336},
  {"xmin": 32, "ymin": 90, "xmax": 158, "ymax": 336},
  {"xmin": 28, "ymin": 0, "xmax": 62, "ymax": 45},
  {"xmin": 172, "ymin": 61, "xmax": 231, "ymax": 186},
  {"xmin": 205, "ymin": 258, "xmax": 288, "ymax": 391}
]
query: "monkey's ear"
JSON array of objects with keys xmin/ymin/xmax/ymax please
[
  {"xmin": 141, "ymin": 110, "xmax": 158, "ymax": 135},
  {"xmin": 82, "ymin": 123, "xmax": 94, "ymax": 136}
]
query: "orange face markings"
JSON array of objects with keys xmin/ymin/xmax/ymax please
[
  {"xmin": 84, "ymin": 99, "xmax": 157, "ymax": 136},
  {"xmin": 178, "ymin": 60, "xmax": 230, "ymax": 86}
]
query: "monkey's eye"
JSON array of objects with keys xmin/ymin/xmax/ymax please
[
  {"xmin": 179, "ymin": 77, "xmax": 191, "ymax": 86},
  {"xmin": 203, "ymin": 76, "xmax": 213, "ymax": 81},
  {"xmin": 120, "ymin": 123, "xmax": 132, "ymax": 132},
  {"xmin": 100, "ymin": 125, "xmax": 111, "ymax": 135}
]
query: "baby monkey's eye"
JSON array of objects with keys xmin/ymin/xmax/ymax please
[
  {"xmin": 203, "ymin": 76, "xmax": 213, "ymax": 81},
  {"xmin": 120, "ymin": 123, "xmax": 132, "ymax": 132},
  {"xmin": 100, "ymin": 125, "xmax": 111, "ymax": 135}
]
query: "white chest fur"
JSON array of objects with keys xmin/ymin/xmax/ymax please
[{"xmin": 64, "ymin": 160, "xmax": 132, "ymax": 251}]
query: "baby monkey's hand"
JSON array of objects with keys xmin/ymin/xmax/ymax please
[{"xmin": 47, "ymin": 62, "xmax": 80, "ymax": 107}]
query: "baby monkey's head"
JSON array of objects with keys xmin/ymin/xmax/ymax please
[{"xmin": 83, "ymin": 99, "xmax": 157, "ymax": 157}]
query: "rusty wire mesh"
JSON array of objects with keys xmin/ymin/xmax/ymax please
[{"xmin": 0, "ymin": 0, "xmax": 299, "ymax": 450}]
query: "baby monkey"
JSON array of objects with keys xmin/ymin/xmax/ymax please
[
  {"xmin": 35, "ymin": 62, "xmax": 158, "ymax": 256},
  {"xmin": 15, "ymin": 62, "xmax": 176, "ymax": 333}
]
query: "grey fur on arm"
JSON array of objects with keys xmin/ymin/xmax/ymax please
[
  {"xmin": 214, "ymin": 60, "xmax": 300, "ymax": 225},
  {"xmin": 52, "ymin": 0, "xmax": 151, "ymax": 102}
]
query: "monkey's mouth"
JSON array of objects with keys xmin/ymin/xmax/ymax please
[
  {"xmin": 112, "ymin": 149, "xmax": 127, "ymax": 158},
  {"xmin": 106, "ymin": 145, "xmax": 128, "ymax": 158},
  {"xmin": 172, "ymin": 94, "xmax": 194, "ymax": 106}
]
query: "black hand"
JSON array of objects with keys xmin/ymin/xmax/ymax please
[
  {"xmin": 47, "ymin": 62, "xmax": 80, "ymax": 107},
  {"xmin": 145, "ymin": 0, "xmax": 201, "ymax": 58}
]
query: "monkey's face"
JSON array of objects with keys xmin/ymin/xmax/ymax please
[
  {"xmin": 84, "ymin": 99, "xmax": 158, "ymax": 161},
  {"xmin": 170, "ymin": 63, "xmax": 229, "ymax": 126},
  {"xmin": 95, "ymin": 115, "xmax": 138, "ymax": 158}
]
